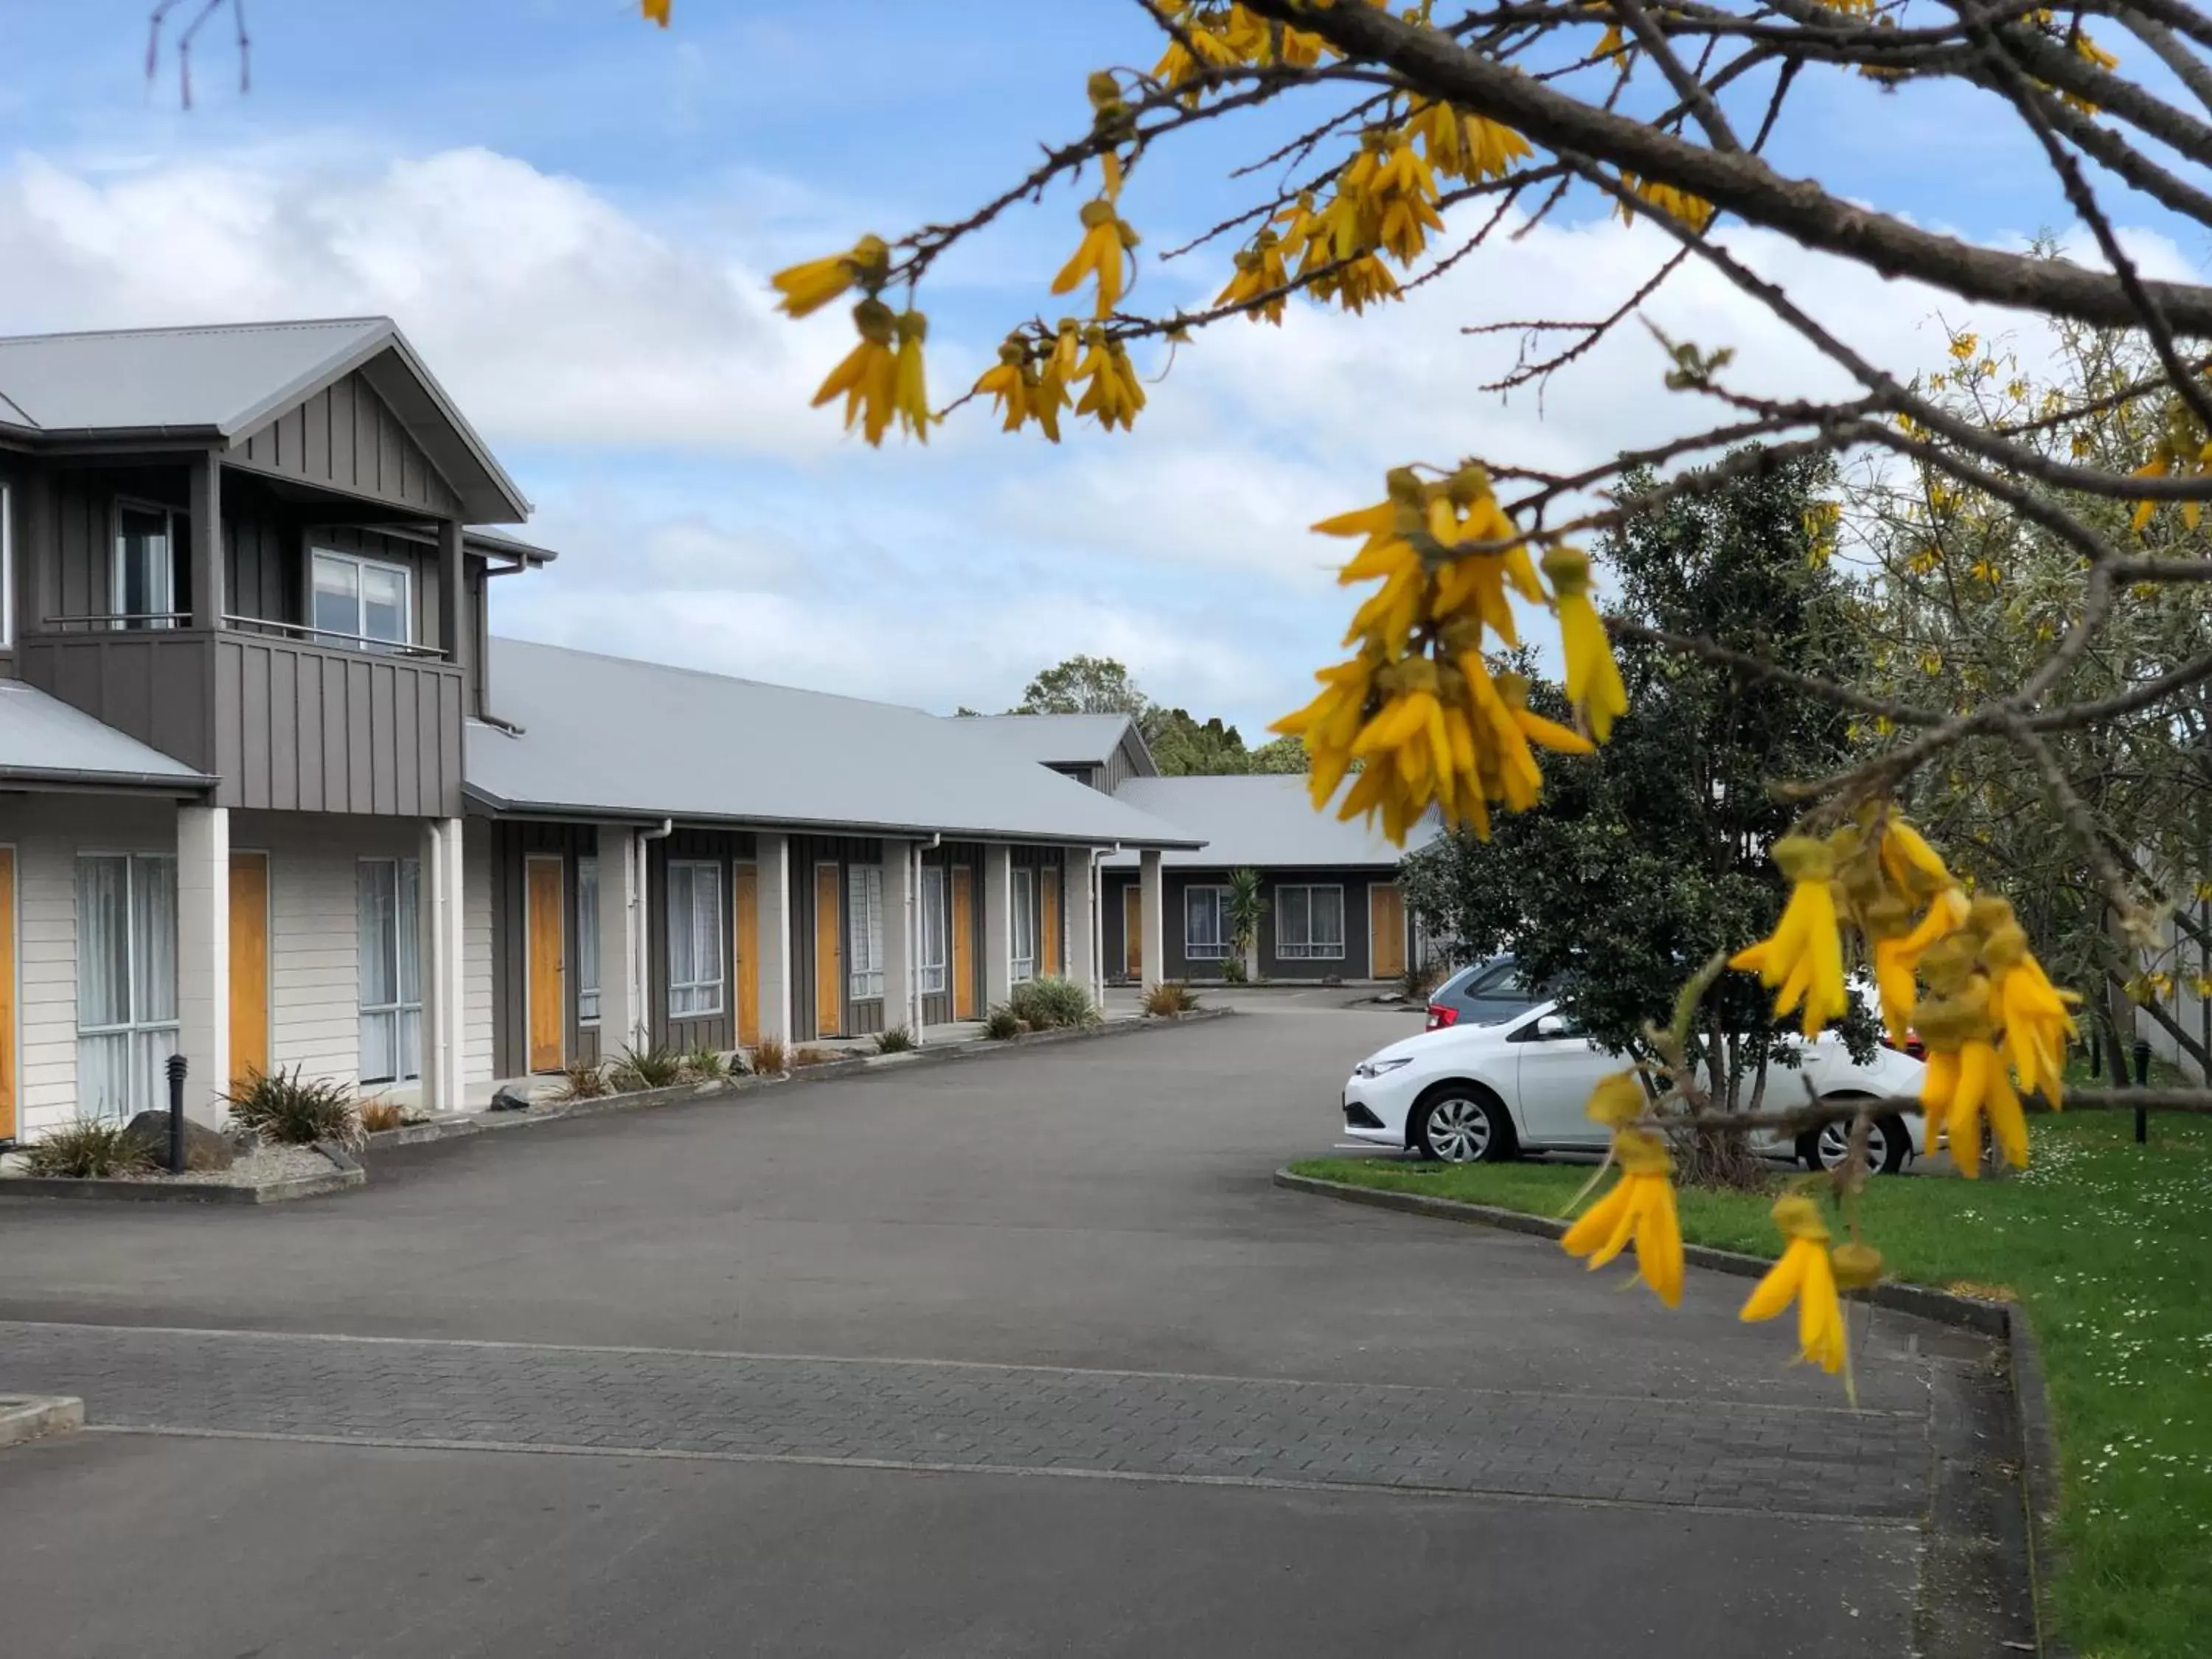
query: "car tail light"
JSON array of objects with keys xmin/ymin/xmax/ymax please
[{"xmin": 1426, "ymin": 1003, "xmax": 1457, "ymax": 1031}]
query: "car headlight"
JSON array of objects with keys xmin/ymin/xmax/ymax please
[{"xmin": 1354, "ymin": 1057, "xmax": 1413, "ymax": 1079}]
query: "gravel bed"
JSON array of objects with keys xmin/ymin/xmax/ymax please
[{"xmin": 134, "ymin": 1144, "xmax": 344, "ymax": 1187}]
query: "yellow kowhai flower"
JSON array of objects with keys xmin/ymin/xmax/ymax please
[
  {"xmin": 1949, "ymin": 332, "xmax": 1978, "ymax": 361},
  {"xmin": 1974, "ymin": 897, "xmax": 2078, "ymax": 1104},
  {"xmin": 1865, "ymin": 886, "xmax": 1969, "ymax": 1047},
  {"xmin": 1214, "ymin": 230, "xmax": 1290, "ymax": 324},
  {"xmin": 973, "ymin": 337, "xmax": 1037, "ymax": 434},
  {"xmin": 810, "ymin": 298, "xmax": 900, "ymax": 446},
  {"xmin": 1540, "ymin": 546, "xmax": 1628, "ymax": 742},
  {"xmin": 1919, "ymin": 647, "xmax": 1944, "ymax": 675},
  {"xmin": 1411, "ymin": 99, "xmax": 1531, "ymax": 184},
  {"xmin": 1336, "ymin": 130, "xmax": 1443, "ymax": 267},
  {"xmin": 1560, "ymin": 1119, "xmax": 1683, "ymax": 1308},
  {"xmin": 1317, "ymin": 252, "xmax": 1402, "ymax": 314},
  {"xmin": 1970, "ymin": 557, "xmax": 2001, "ymax": 585},
  {"xmin": 1616, "ymin": 173, "xmax": 1714, "ymax": 232},
  {"xmin": 1052, "ymin": 201, "xmax": 1141, "ymax": 319},
  {"xmin": 1731, "ymin": 835, "xmax": 1849, "ymax": 1038},
  {"xmin": 771, "ymin": 234, "xmax": 891, "ymax": 320},
  {"xmin": 1877, "ymin": 813, "xmax": 1951, "ymax": 896},
  {"xmin": 1914, "ymin": 939, "xmax": 2028, "ymax": 1177},
  {"xmin": 1069, "ymin": 327, "xmax": 1146, "ymax": 432},
  {"xmin": 1740, "ymin": 1196, "xmax": 1848, "ymax": 1374},
  {"xmin": 892, "ymin": 310, "xmax": 931, "ymax": 444},
  {"xmin": 2194, "ymin": 974, "xmax": 2212, "ymax": 1000},
  {"xmin": 1150, "ymin": 3, "xmax": 1249, "ymax": 101},
  {"xmin": 641, "ymin": 0, "xmax": 670, "ymax": 24}
]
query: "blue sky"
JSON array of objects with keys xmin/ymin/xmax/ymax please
[{"xmin": 0, "ymin": 2, "xmax": 2187, "ymax": 731}]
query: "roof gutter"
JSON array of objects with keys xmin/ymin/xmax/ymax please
[
  {"xmin": 0, "ymin": 765, "xmax": 217, "ymax": 793},
  {"xmin": 455, "ymin": 790, "xmax": 1203, "ymax": 849}
]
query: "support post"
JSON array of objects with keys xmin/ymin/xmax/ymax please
[
  {"xmin": 439, "ymin": 518, "xmax": 469, "ymax": 697},
  {"xmin": 1065, "ymin": 849, "xmax": 1099, "ymax": 1010},
  {"xmin": 417, "ymin": 818, "xmax": 466, "ymax": 1111},
  {"xmin": 597, "ymin": 825, "xmax": 642, "ymax": 1056},
  {"xmin": 166, "ymin": 1054, "xmax": 187, "ymax": 1174},
  {"xmin": 756, "ymin": 832, "xmax": 794, "ymax": 1046},
  {"xmin": 187, "ymin": 452, "xmax": 223, "ymax": 630},
  {"xmin": 175, "ymin": 804, "xmax": 229, "ymax": 1122},
  {"xmin": 1139, "ymin": 849, "xmax": 1165, "ymax": 991},
  {"xmin": 881, "ymin": 839, "xmax": 915, "ymax": 1043},
  {"xmin": 982, "ymin": 844, "xmax": 1013, "ymax": 1008}
]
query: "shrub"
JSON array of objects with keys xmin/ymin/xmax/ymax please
[
  {"xmin": 22, "ymin": 1118, "xmax": 156, "ymax": 1179},
  {"xmin": 1221, "ymin": 957, "xmax": 1249, "ymax": 984},
  {"xmin": 1142, "ymin": 981, "xmax": 1200, "ymax": 1017},
  {"xmin": 357, "ymin": 1097, "xmax": 430, "ymax": 1133},
  {"xmin": 1399, "ymin": 961, "xmax": 1442, "ymax": 1001},
  {"xmin": 751, "ymin": 1036, "xmax": 788, "ymax": 1075},
  {"xmin": 1006, "ymin": 975, "xmax": 1096, "ymax": 1030},
  {"xmin": 223, "ymin": 1066, "xmax": 364, "ymax": 1150},
  {"xmin": 874, "ymin": 1026, "xmax": 916, "ymax": 1054},
  {"xmin": 554, "ymin": 1059, "xmax": 609, "ymax": 1102},
  {"xmin": 679, "ymin": 1043, "xmax": 731, "ymax": 1082},
  {"xmin": 609, "ymin": 1046, "xmax": 684, "ymax": 1092},
  {"xmin": 983, "ymin": 1006, "xmax": 1023, "ymax": 1041},
  {"xmin": 790, "ymin": 1046, "xmax": 836, "ymax": 1068}
]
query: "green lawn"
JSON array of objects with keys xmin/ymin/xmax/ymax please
[{"xmin": 1291, "ymin": 1110, "xmax": 2212, "ymax": 1659}]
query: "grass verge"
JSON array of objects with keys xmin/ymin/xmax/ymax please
[{"xmin": 1291, "ymin": 1110, "xmax": 2212, "ymax": 1659}]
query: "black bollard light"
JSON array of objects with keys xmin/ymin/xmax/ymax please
[
  {"xmin": 2133, "ymin": 1038, "xmax": 2153, "ymax": 1146},
  {"xmin": 166, "ymin": 1053, "xmax": 188, "ymax": 1174}
]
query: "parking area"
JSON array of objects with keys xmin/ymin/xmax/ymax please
[{"xmin": 0, "ymin": 996, "xmax": 2003, "ymax": 1657}]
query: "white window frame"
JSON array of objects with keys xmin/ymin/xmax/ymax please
[
  {"xmin": 0, "ymin": 481, "xmax": 13, "ymax": 648},
  {"xmin": 1183, "ymin": 884, "xmax": 1233, "ymax": 961},
  {"xmin": 310, "ymin": 547, "xmax": 414, "ymax": 651},
  {"xmin": 576, "ymin": 856, "xmax": 601, "ymax": 1024},
  {"xmin": 667, "ymin": 860, "xmax": 724, "ymax": 1019},
  {"xmin": 74, "ymin": 852, "xmax": 178, "ymax": 1119},
  {"xmin": 1010, "ymin": 866, "xmax": 1037, "ymax": 984},
  {"xmin": 1275, "ymin": 883, "xmax": 1346, "ymax": 961},
  {"xmin": 849, "ymin": 865, "xmax": 886, "ymax": 1002},
  {"xmin": 918, "ymin": 865, "xmax": 948, "ymax": 995},
  {"xmin": 112, "ymin": 500, "xmax": 179, "ymax": 630},
  {"xmin": 358, "ymin": 857, "xmax": 422, "ymax": 1086}
]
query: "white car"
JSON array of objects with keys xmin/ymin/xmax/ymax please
[{"xmin": 1340, "ymin": 1000, "xmax": 1927, "ymax": 1173}]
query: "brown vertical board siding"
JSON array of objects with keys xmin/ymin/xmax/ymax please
[
  {"xmin": 239, "ymin": 644, "xmax": 271, "ymax": 804},
  {"xmin": 228, "ymin": 851, "xmax": 270, "ymax": 1088},
  {"xmin": 230, "ymin": 372, "xmax": 459, "ymax": 518}
]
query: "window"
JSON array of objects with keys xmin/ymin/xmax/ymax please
[
  {"xmin": 76, "ymin": 854, "xmax": 178, "ymax": 1119},
  {"xmin": 667, "ymin": 860, "xmax": 723, "ymax": 1018},
  {"xmin": 1184, "ymin": 885, "xmax": 1232, "ymax": 961},
  {"xmin": 358, "ymin": 859, "xmax": 422, "ymax": 1085},
  {"xmin": 1010, "ymin": 866, "xmax": 1037, "ymax": 984},
  {"xmin": 849, "ymin": 865, "xmax": 886, "ymax": 1001},
  {"xmin": 577, "ymin": 856, "xmax": 601, "ymax": 1023},
  {"xmin": 114, "ymin": 504, "xmax": 178, "ymax": 629},
  {"xmin": 1276, "ymin": 885, "xmax": 1346, "ymax": 960},
  {"xmin": 918, "ymin": 866, "xmax": 948, "ymax": 995},
  {"xmin": 311, "ymin": 549, "xmax": 412, "ymax": 650}
]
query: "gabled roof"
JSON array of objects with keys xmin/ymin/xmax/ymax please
[
  {"xmin": 0, "ymin": 318, "xmax": 529, "ymax": 523},
  {"xmin": 467, "ymin": 641, "xmax": 1205, "ymax": 849},
  {"xmin": 1099, "ymin": 775, "xmax": 1439, "ymax": 869},
  {"xmin": 0, "ymin": 681, "xmax": 212, "ymax": 791},
  {"xmin": 962, "ymin": 712, "xmax": 1156, "ymax": 774}
]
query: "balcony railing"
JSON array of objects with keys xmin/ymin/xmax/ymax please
[
  {"xmin": 221, "ymin": 614, "xmax": 448, "ymax": 661},
  {"xmin": 38, "ymin": 611, "xmax": 192, "ymax": 632}
]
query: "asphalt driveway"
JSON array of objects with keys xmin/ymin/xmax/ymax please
[{"xmin": 0, "ymin": 996, "xmax": 2019, "ymax": 1657}]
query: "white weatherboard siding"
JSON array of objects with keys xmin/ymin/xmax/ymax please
[
  {"xmin": 8, "ymin": 795, "xmax": 177, "ymax": 1140},
  {"xmin": 463, "ymin": 816, "xmax": 493, "ymax": 1087}
]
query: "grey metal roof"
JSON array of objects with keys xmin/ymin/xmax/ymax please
[
  {"xmin": 0, "ymin": 318, "xmax": 530, "ymax": 523},
  {"xmin": 0, "ymin": 681, "xmax": 212, "ymax": 790},
  {"xmin": 964, "ymin": 712, "xmax": 1143, "ymax": 769},
  {"xmin": 1099, "ymin": 775, "xmax": 1439, "ymax": 869},
  {"xmin": 467, "ymin": 641, "xmax": 1205, "ymax": 848}
]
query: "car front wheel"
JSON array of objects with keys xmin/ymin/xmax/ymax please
[
  {"xmin": 1413, "ymin": 1088, "xmax": 1514, "ymax": 1164},
  {"xmin": 1800, "ymin": 1108, "xmax": 1911, "ymax": 1175}
]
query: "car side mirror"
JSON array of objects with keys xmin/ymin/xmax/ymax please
[{"xmin": 1534, "ymin": 1014, "xmax": 1572, "ymax": 1039}]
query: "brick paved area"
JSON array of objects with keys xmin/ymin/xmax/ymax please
[{"xmin": 0, "ymin": 1321, "xmax": 1926, "ymax": 1519}]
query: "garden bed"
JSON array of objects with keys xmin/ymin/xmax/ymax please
[
  {"xmin": 0, "ymin": 1140, "xmax": 364, "ymax": 1205},
  {"xmin": 1288, "ymin": 1109, "xmax": 2212, "ymax": 1659}
]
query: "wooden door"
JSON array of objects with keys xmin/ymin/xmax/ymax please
[
  {"xmin": 228, "ymin": 851, "xmax": 270, "ymax": 1088},
  {"xmin": 813, "ymin": 863, "xmax": 843, "ymax": 1037},
  {"xmin": 732, "ymin": 864, "xmax": 760, "ymax": 1046},
  {"xmin": 1123, "ymin": 885, "xmax": 1143, "ymax": 978},
  {"xmin": 525, "ymin": 856, "xmax": 565, "ymax": 1071},
  {"xmin": 0, "ymin": 849, "xmax": 15, "ymax": 1141},
  {"xmin": 950, "ymin": 867, "xmax": 976, "ymax": 1018},
  {"xmin": 1040, "ymin": 869, "xmax": 1062, "ymax": 977},
  {"xmin": 1370, "ymin": 883, "xmax": 1408, "ymax": 981}
]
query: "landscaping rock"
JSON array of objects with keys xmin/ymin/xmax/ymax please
[{"xmin": 117, "ymin": 1110, "xmax": 233, "ymax": 1172}]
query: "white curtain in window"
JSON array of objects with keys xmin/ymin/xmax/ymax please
[
  {"xmin": 358, "ymin": 858, "xmax": 422, "ymax": 1085},
  {"xmin": 849, "ymin": 866, "xmax": 886, "ymax": 1001},
  {"xmin": 668, "ymin": 862, "xmax": 723, "ymax": 1017},
  {"xmin": 577, "ymin": 857, "xmax": 601, "ymax": 1022},
  {"xmin": 1185, "ymin": 887, "xmax": 1231, "ymax": 959},
  {"xmin": 1010, "ymin": 867, "xmax": 1037, "ymax": 983},
  {"xmin": 918, "ymin": 866, "xmax": 947, "ymax": 995},
  {"xmin": 76, "ymin": 854, "xmax": 179, "ymax": 1119},
  {"xmin": 1277, "ymin": 886, "xmax": 1346, "ymax": 959}
]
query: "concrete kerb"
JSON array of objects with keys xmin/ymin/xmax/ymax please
[
  {"xmin": 0, "ymin": 1144, "xmax": 366, "ymax": 1207},
  {"xmin": 0, "ymin": 1394, "xmax": 83, "ymax": 1451},
  {"xmin": 362, "ymin": 1008, "xmax": 1238, "ymax": 1158},
  {"xmin": 1276, "ymin": 1167, "xmax": 2069, "ymax": 1658}
]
